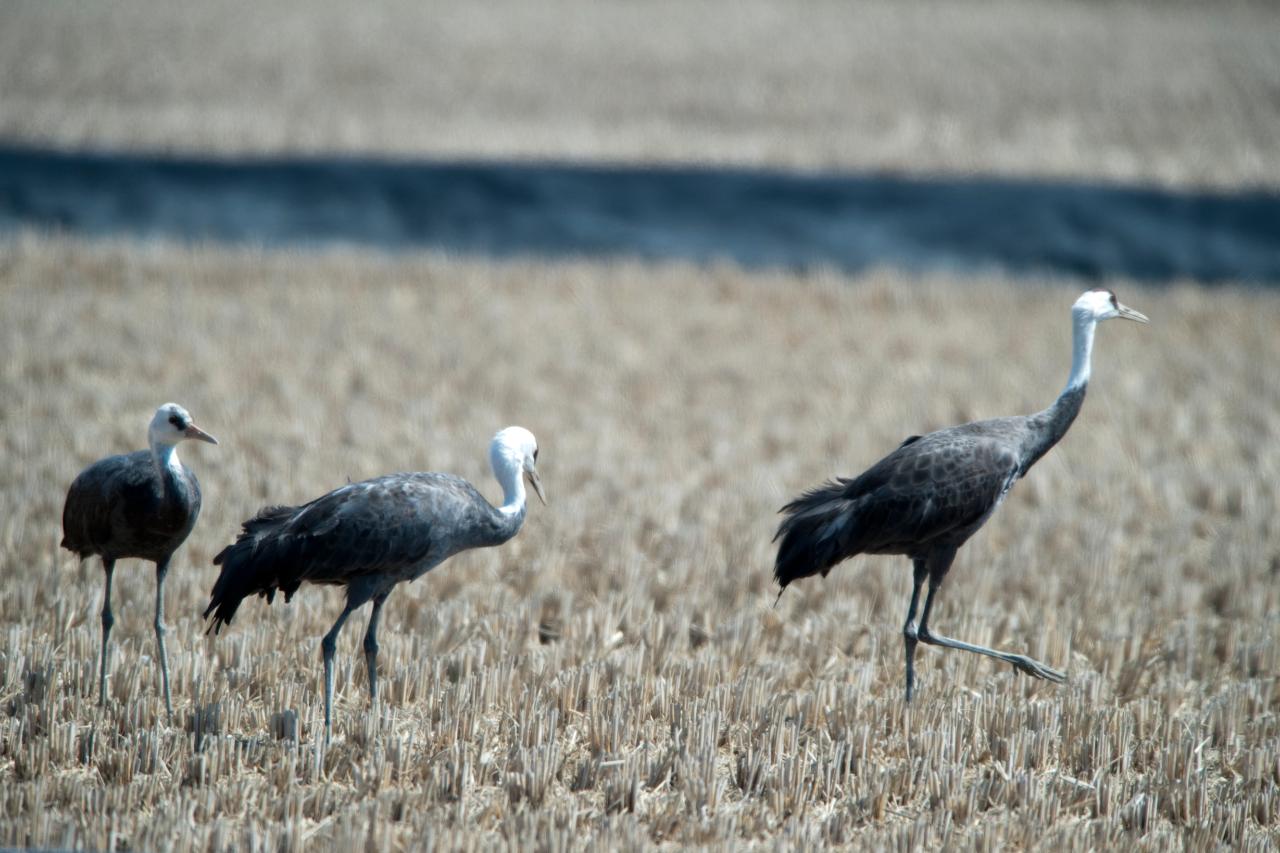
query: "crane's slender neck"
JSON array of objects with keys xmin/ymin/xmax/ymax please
[
  {"xmin": 1065, "ymin": 309, "xmax": 1097, "ymax": 392},
  {"xmin": 1021, "ymin": 311, "xmax": 1095, "ymax": 473},
  {"xmin": 481, "ymin": 460, "xmax": 526, "ymax": 546},
  {"xmin": 497, "ymin": 465, "xmax": 527, "ymax": 516},
  {"xmin": 149, "ymin": 437, "xmax": 186, "ymax": 496}
]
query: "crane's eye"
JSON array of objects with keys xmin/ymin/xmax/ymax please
[
  {"xmin": 533, "ymin": 447, "xmax": 539, "ymax": 462},
  {"xmin": 169, "ymin": 414, "xmax": 184, "ymax": 428}
]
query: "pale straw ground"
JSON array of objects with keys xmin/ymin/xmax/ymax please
[
  {"xmin": 1, "ymin": 0, "xmax": 1279, "ymax": 849},
  {"xmin": 0, "ymin": 237, "xmax": 1276, "ymax": 849}
]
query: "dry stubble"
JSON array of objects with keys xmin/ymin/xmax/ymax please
[{"xmin": 0, "ymin": 236, "xmax": 1277, "ymax": 849}]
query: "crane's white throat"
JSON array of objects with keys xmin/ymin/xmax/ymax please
[
  {"xmin": 151, "ymin": 441, "xmax": 184, "ymax": 480},
  {"xmin": 1065, "ymin": 311, "xmax": 1097, "ymax": 391},
  {"xmin": 496, "ymin": 465, "xmax": 527, "ymax": 515}
]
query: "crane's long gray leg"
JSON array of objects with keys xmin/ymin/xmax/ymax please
[
  {"xmin": 99, "ymin": 558, "xmax": 116, "ymax": 706},
  {"xmin": 320, "ymin": 601, "xmax": 359, "ymax": 742},
  {"xmin": 362, "ymin": 591, "xmax": 390, "ymax": 705},
  {"xmin": 916, "ymin": 576, "xmax": 1066, "ymax": 684},
  {"xmin": 902, "ymin": 559, "xmax": 928, "ymax": 703},
  {"xmin": 154, "ymin": 558, "xmax": 174, "ymax": 721}
]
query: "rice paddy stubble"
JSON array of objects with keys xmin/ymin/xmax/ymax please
[{"xmin": 0, "ymin": 236, "xmax": 1277, "ymax": 849}]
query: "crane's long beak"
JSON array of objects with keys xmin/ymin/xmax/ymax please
[
  {"xmin": 185, "ymin": 423, "xmax": 219, "ymax": 445},
  {"xmin": 526, "ymin": 468, "xmax": 547, "ymax": 505},
  {"xmin": 1117, "ymin": 302, "xmax": 1149, "ymax": 323}
]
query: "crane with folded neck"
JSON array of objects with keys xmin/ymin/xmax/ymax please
[
  {"xmin": 204, "ymin": 426, "xmax": 546, "ymax": 740},
  {"xmin": 773, "ymin": 289, "xmax": 1148, "ymax": 700}
]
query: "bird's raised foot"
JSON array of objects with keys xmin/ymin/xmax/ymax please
[{"xmin": 1008, "ymin": 654, "xmax": 1067, "ymax": 683}]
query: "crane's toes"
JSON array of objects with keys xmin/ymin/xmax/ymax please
[{"xmin": 1010, "ymin": 655, "xmax": 1067, "ymax": 683}]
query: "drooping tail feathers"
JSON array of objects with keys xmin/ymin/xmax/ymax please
[
  {"xmin": 203, "ymin": 504, "xmax": 298, "ymax": 632},
  {"xmin": 772, "ymin": 478, "xmax": 861, "ymax": 591}
]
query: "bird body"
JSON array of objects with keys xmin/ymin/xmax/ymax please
[
  {"xmin": 773, "ymin": 290, "xmax": 1148, "ymax": 700},
  {"xmin": 62, "ymin": 448, "xmax": 203, "ymax": 564},
  {"xmin": 205, "ymin": 471, "xmax": 525, "ymax": 628},
  {"xmin": 205, "ymin": 426, "xmax": 545, "ymax": 740},
  {"xmin": 61, "ymin": 403, "xmax": 218, "ymax": 717},
  {"xmin": 774, "ymin": 388, "xmax": 1084, "ymax": 587}
]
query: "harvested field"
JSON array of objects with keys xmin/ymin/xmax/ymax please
[
  {"xmin": 3, "ymin": 1, "xmax": 1279, "ymax": 846},
  {"xmin": 0, "ymin": 236, "xmax": 1276, "ymax": 849}
]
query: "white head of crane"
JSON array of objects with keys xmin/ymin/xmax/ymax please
[
  {"xmin": 1065, "ymin": 289, "xmax": 1149, "ymax": 391},
  {"xmin": 148, "ymin": 402, "xmax": 219, "ymax": 448},
  {"xmin": 1071, "ymin": 288, "xmax": 1149, "ymax": 324},
  {"xmin": 490, "ymin": 425, "xmax": 546, "ymax": 511}
]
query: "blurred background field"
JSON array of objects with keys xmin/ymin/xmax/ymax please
[
  {"xmin": 0, "ymin": 1, "xmax": 1278, "ymax": 850},
  {"xmin": 3, "ymin": 0, "xmax": 1279, "ymax": 188}
]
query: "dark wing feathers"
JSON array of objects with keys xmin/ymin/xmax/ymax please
[
  {"xmin": 773, "ymin": 431, "xmax": 1020, "ymax": 588},
  {"xmin": 204, "ymin": 473, "xmax": 492, "ymax": 631},
  {"xmin": 63, "ymin": 452, "xmax": 148, "ymax": 554},
  {"xmin": 274, "ymin": 475, "xmax": 493, "ymax": 580},
  {"xmin": 61, "ymin": 450, "xmax": 201, "ymax": 560}
]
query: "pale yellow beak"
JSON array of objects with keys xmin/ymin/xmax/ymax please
[
  {"xmin": 526, "ymin": 468, "xmax": 546, "ymax": 505},
  {"xmin": 184, "ymin": 423, "xmax": 219, "ymax": 445},
  {"xmin": 1117, "ymin": 302, "xmax": 1149, "ymax": 324}
]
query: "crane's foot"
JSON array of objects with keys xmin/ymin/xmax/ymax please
[
  {"xmin": 1007, "ymin": 654, "xmax": 1067, "ymax": 683},
  {"xmin": 916, "ymin": 627, "xmax": 1067, "ymax": 687}
]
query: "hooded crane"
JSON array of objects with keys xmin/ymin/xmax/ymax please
[
  {"xmin": 62, "ymin": 402, "xmax": 219, "ymax": 717},
  {"xmin": 773, "ymin": 289, "xmax": 1148, "ymax": 701},
  {"xmin": 204, "ymin": 426, "xmax": 545, "ymax": 739}
]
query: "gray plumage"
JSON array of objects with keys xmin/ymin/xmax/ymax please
[
  {"xmin": 61, "ymin": 403, "xmax": 218, "ymax": 717},
  {"xmin": 773, "ymin": 386, "xmax": 1082, "ymax": 584},
  {"xmin": 773, "ymin": 289, "xmax": 1148, "ymax": 701},
  {"xmin": 204, "ymin": 473, "xmax": 525, "ymax": 626},
  {"xmin": 204, "ymin": 426, "xmax": 545, "ymax": 740},
  {"xmin": 63, "ymin": 448, "xmax": 204, "ymax": 564}
]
